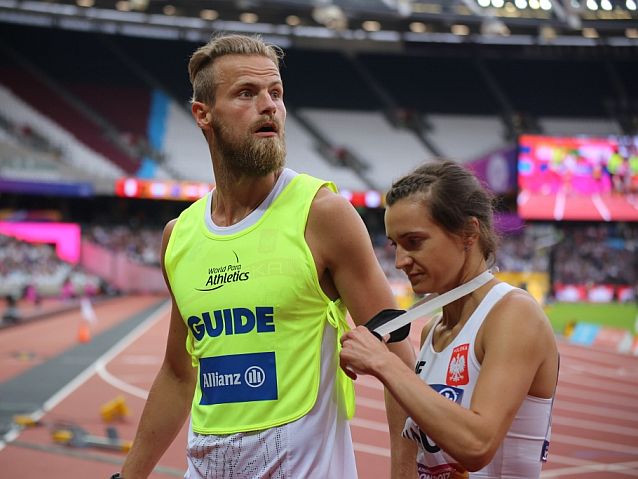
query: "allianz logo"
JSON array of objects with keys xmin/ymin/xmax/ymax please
[{"xmin": 201, "ymin": 366, "xmax": 266, "ymax": 389}]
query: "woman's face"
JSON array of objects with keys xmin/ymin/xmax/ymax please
[{"xmin": 384, "ymin": 197, "xmax": 466, "ymax": 295}]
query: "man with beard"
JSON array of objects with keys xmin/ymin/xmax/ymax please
[{"xmin": 116, "ymin": 34, "xmax": 416, "ymax": 479}]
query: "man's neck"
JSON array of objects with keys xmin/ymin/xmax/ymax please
[{"xmin": 211, "ymin": 168, "xmax": 283, "ymax": 227}]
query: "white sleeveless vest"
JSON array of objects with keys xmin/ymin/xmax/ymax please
[{"xmin": 402, "ymin": 282, "xmax": 553, "ymax": 479}]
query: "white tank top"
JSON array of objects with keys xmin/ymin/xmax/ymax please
[
  {"xmin": 402, "ymin": 282, "xmax": 553, "ymax": 479},
  {"xmin": 184, "ymin": 169, "xmax": 357, "ymax": 479}
]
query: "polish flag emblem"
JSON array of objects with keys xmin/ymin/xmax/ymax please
[{"xmin": 447, "ymin": 344, "xmax": 469, "ymax": 386}]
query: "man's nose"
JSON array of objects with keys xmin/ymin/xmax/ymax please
[{"xmin": 257, "ymin": 91, "xmax": 277, "ymax": 115}]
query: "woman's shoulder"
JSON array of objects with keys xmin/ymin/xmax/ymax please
[{"xmin": 484, "ymin": 283, "xmax": 554, "ymax": 344}]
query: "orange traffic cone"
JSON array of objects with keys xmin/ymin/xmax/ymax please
[{"xmin": 77, "ymin": 321, "xmax": 91, "ymax": 343}]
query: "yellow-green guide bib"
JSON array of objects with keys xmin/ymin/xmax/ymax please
[{"xmin": 164, "ymin": 173, "xmax": 355, "ymax": 434}]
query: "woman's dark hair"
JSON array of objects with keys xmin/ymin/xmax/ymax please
[{"xmin": 386, "ymin": 160, "xmax": 499, "ymax": 260}]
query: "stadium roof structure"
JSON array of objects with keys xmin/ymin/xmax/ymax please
[
  {"xmin": 0, "ymin": 0, "xmax": 636, "ymax": 191},
  {"xmin": 0, "ymin": 0, "xmax": 637, "ymax": 51}
]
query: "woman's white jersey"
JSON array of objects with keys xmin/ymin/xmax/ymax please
[{"xmin": 402, "ymin": 282, "xmax": 554, "ymax": 479}]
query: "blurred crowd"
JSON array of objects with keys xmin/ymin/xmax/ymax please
[
  {"xmin": 2, "ymin": 221, "xmax": 636, "ymax": 310},
  {"xmin": 372, "ymin": 223, "xmax": 553, "ymax": 279},
  {"xmin": 0, "ymin": 234, "xmax": 101, "ymax": 300},
  {"xmin": 371, "ymin": 221, "xmax": 636, "ymax": 293},
  {"xmin": 84, "ymin": 224, "xmax": 162, "ymax": 266},
  {"xmin": 85, "ymin": 223, "xmax": 638, "ymax": 292},
  {"xmin": 552, "ymin": 223, "xmax": 637, "ymax": 286}
]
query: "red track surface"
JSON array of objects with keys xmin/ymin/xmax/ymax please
[
  {"xmin": 1, "ymin": 295, "xmax": 637, "ymax": 478},
  {"xmin": 518, "ymin": 190, "xmax": 638, "ymax": 222}
]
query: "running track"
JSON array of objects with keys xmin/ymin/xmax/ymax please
[
  {"xmin": 0, "ymin": 295, "xmax": 637, "ymax": 478},
  {"xmin": 517, "ymin": 190, "xmax": 638, "ymax": 222}
]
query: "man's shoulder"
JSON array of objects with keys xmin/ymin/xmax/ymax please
[
  {"xmin": 311, "ymin": 183, "xmax": 345, "ymax": 204},
  {"xmin": 309, "ymin": 186, "xmax": 353, "ymax": 222},
  {"xmin": 162, "ymin": 218, "xmax": 179, "ymax": 240}
]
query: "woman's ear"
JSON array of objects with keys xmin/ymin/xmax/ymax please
[{"xmin": 463, "ymin": 216, "xmax": 480, "ymax": 249}]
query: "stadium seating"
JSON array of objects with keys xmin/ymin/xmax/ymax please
[
  {"xmin": 539, "ymin": 117, "xmax": 622, "ymax": 136},
  {"xmin": 300, "ymin": 108, "xmax": 432, "ymax": 189},
  {"xmin": 0, "ymin": 84, "xmax": 123, "ymax": 182},
  {"xmin": 427, "ymin": 114, "xmax": 507, "ymax": 163}
]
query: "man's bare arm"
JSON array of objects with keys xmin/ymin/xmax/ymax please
[
  {"xmin": 121, "ymin": 220, "xmax": 196, "ymax": 478},
  {"xmin": 307, "ymin": 189, "xmax": 417, "ymax": 478}
]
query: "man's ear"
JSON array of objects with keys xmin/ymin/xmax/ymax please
[{"xmin": 192, "ymin": 101, "xmax": 211, "ymax": 128}]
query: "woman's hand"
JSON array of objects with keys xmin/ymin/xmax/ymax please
[{"xmin": 340, "ymin": 326, "xmax": 392, "ymax": 380}]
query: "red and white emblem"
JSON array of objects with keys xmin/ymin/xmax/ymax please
[{"xmin": 447, "ymin": 343, "xmax": 469, "ymax": 386}]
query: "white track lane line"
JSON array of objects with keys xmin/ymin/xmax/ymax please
[
  {"xmin": 355, "ymin": 376, "xmax": 385, "ymax": 391},
  {"xmin": 559, "ymin": 342, "xmax": 638, "ymax": 366},
  {"xmin": 556, "ymin": 387, "xmax": 638, "ymax": 409},
  {"xmin": 552, "ymin": 415, "xmax": 638, "ymax": 437},
  {"xmin": 592, "ymin": 194, "xmax": 612, "ymax": 222},
  {"xmin": 0, "ymin": 301, "xmax": 169, "ymax": 451},
  {"xmin": 47, "ymin": 301, "xmax": 168, "ymax": 408},
  {"xmin": 355, "ymin": 396, "xmax": 386, "ymax": 411},
  {"xmin": 553, "ymin": 399, "xmax": 638, "ymax": 422},
  {"xmin": 350, "ymin": 417, "xmax": 389, "ymax": 432},
  {"xmin": 550, "ymin": 432, "xmax": 638, "ymax": 455},
  {"xmin": 541, "ymin": 460, "xmax": 638, "ymax": 477},
  {"xmin": 95, "ymin": 312, "xmax": 171, "ymax": 398},
  {"xmin": 96, "ymin": 363, "xmax": 149, "ymax": 400},
  {"xmin": 517, "ymin": 190, "xmax": 530, "ymax": 207},
  {"xmin": 554, "ymin": 190, "xmax": 566, "ymax": 221},
  {"xmin": 548, "ymin": 453, "xmax": 615, "ymax": 466},
  {"xmin": 561, "ymin": 362, "xmax": 638, "ymax": 381},
  {"xmin": 353, "ymin": 442, "xmax": 390, "ymax": 457}
]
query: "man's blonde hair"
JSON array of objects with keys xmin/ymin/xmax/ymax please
[{"xmin": 188, "ymin": 33, "xmax": 284, "ymax": 106}]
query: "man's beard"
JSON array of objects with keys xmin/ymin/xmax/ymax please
[{"xmin": 212, "ymin": 117, "xmax": 286, "ymax": 177}]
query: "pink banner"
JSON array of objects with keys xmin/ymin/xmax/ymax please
[
  {"xmin": 0, "ymin": 221, "xmax": 80, "ymax": 263},
  {"xmin": 81, "ymin": 240, "xmax": 166, "ymax": 294}
]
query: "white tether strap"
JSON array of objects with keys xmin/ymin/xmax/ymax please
[{"xmin": 373, "ymin": 270, "xmax": 494, "ymax": 337}]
